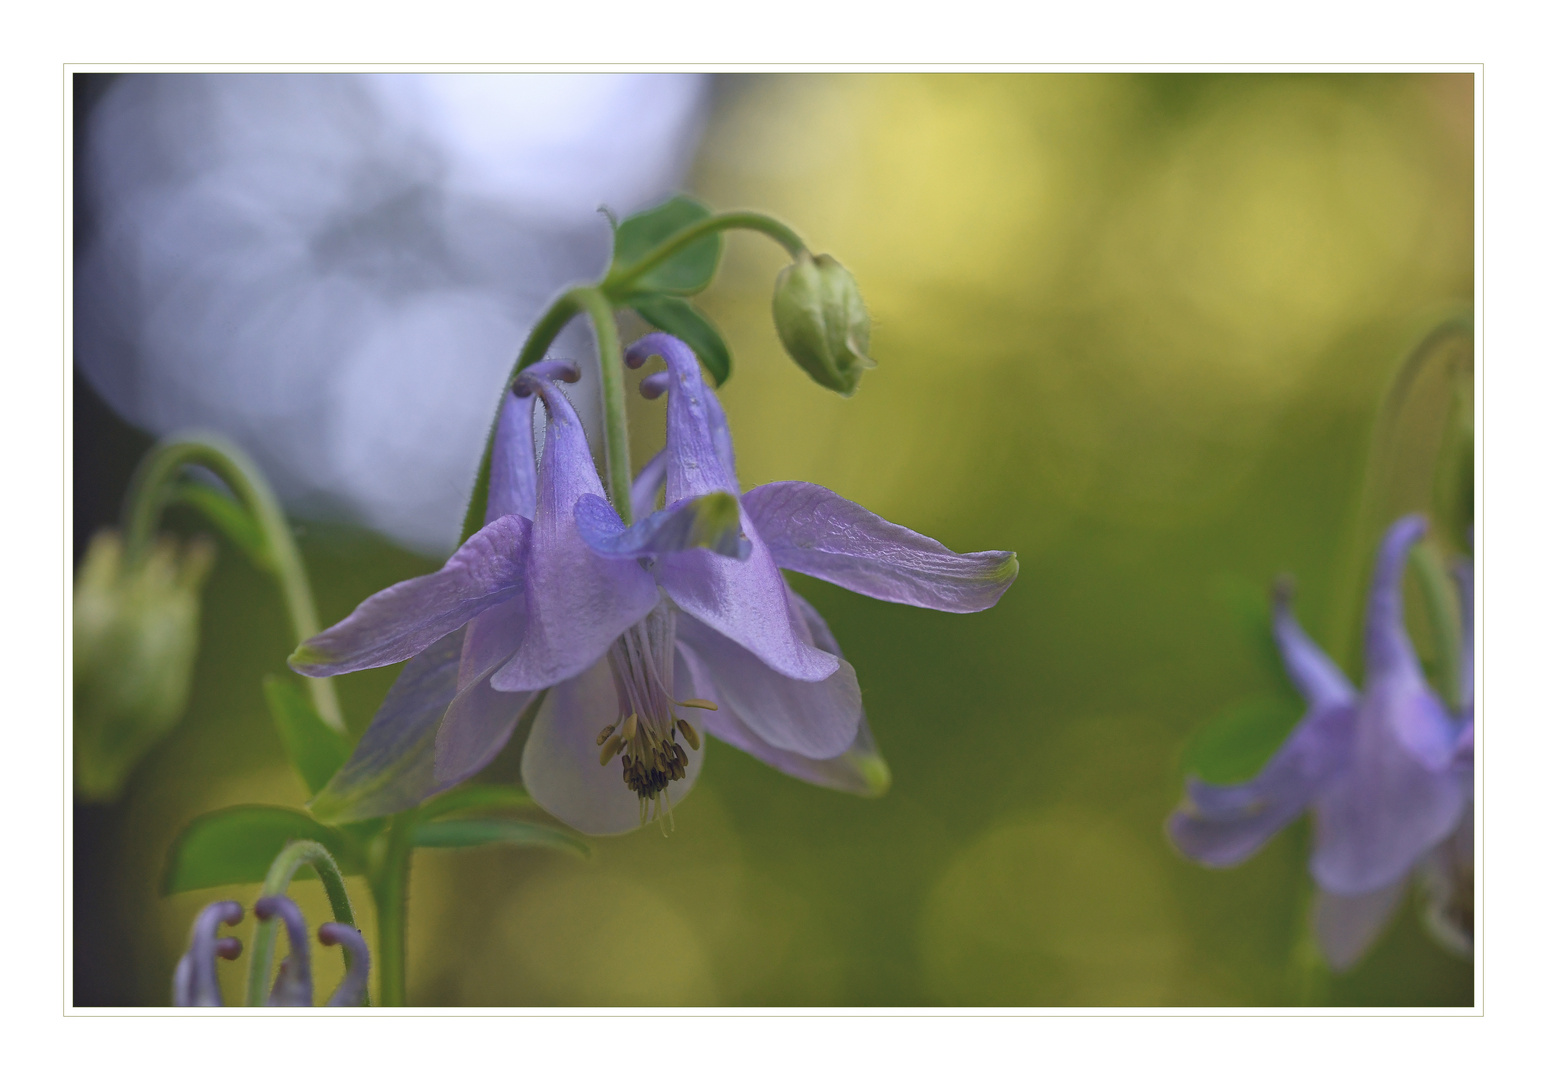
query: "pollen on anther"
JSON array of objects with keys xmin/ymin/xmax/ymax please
[
  {"xmin": 676, "ymin": 698, "xmax": 718, "ymax": 712},
  {"xmin": 599, "ymin": 732, "xmax": 625, "ymax": 766},
  {"xmin": 675, "ymin": 717, "xmax": 700, "ymax": 751},
  {"xmin": 595, "ymin": 723, "xmax": 616, "ymax": 747},
  {"xmin": 622, "ymin": 713, "xmax": 638, "ymax": 741}
]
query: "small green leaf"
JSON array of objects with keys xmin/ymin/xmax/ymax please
[
  {"xmin": 163, "ymin": 805, "xmax": 360, "ymax": 894},
  {"xmin": 420, "ymin": 783, "xmax": 534, "ymax": 820},
  {"xmin": 1178, "ymin": 694, "xmax": 1303, "ymax": 785},
  {"xmin": 263, "ymin": 675, "xmax": 351, "ymax": 796},
  {"xmin": 630, "ymin": 295, "xmax": 733, "ymax": 387},
  {"xmin": 610, "ymin": 196, "xmax": 721, "ymax": 297},
  {"xmin": 167, "ymin": 480, "xmax": 271, "ymax": 571},
  {"xmin": 411, "ymin": 817, "xmax": 589, "ymax": 857},
  {"xmin": 1209, "ymin": 573, "xmax": 1297, "ymax": 697}
]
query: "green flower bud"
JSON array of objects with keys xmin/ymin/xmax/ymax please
[
  {"xmin": 772, "ymin": 252, "xmax": 876, "ymax": 396},
  {"xmin": 73, "ymin": 530, "xmax": 214, "ymax": 802}
]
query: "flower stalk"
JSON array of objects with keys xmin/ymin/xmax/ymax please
[
  {"xmin": 368, "ymin": 812, "xmax": 417, "ymax": 1007},
  {"xmin": 244, "ymin": 839, "xmax": 364, "ymax": 1007},
  {"xmin": 122, "ymin": 434, "xmax": 344, "ymax": 733}
]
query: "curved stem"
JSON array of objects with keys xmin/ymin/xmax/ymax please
[
  {"xmin": 1326, "ymin": 314, "xmax": 1473, "ymax": 668},
  {"xmin": 121, "ymin": 435, "xmax": 345, "ymax": 733},
  {"xmin": 603, "ymin": 211, "xmax": 807, "ymax": 296},
  {"xmin": 571, "ymin": 287, "xmax": 633, "ymax": 525},
  {"xmin": 244, "ymin": 839, "xmax": 364, "ymax": 1006},
  {"xmin": 369, "ymin": 813, "xmax": 416, "ymax": 1007}
]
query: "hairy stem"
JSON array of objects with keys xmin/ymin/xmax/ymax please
[
  {"xmin": 244, "ymin": 839, "xmax": 364, "ymax": 1006},
  {"xmin": 572, "ymin": 287, "xmax": 633, "ymax": 525},
  {"xmin": 369, "ymin": 813, "xmax": 416, "ymax": 1007},
  {"xmin": 603, "ymin": 211, "xmax": 807, "ymax": 296},
  {"xmin": 122, "ymin": 434, "xmax": 344, "ymax": 732}
]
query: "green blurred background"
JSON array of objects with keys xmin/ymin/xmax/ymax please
[{"xmin": 73, "ymin": 73, "xmax": 1474, "ymax": 1006}]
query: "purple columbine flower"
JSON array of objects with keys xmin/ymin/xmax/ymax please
[
  {"xmin": 172, "ymin": 897, "xmax": 370, "ymax": 1006},
  {"xmin": 1167, "ymin": 515, "xmax": 1474, "ymax": 970},
  {"xmin": 292, "ymin": 334, "xmax": 1017, "ymax": 834}
]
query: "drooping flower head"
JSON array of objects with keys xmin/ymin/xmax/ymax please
[
  {"xmin": 171, "ymin": 897, "xmax": 369, "ymax": 1007},
  {"xmin": 293, "ymin": 334, "xmax": 1017, "ymax": 834},
  {"xmin": 1167, "ymin": 515, "xmax": 1473, "ymax": 969}
]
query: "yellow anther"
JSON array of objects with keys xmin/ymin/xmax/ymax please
[
  {"xmin": 622, "ymin": 713, "xmax": 638, "ymax": 741},
  {"xmin": 675, "ymin": 717, "xmax": 701, "ymax": 751},
  {"xmin": 676, "ymin": 698, "xmax": 718, "ymax": 712},
  {"xmin": 599, "ymin": 732, "xmax": 625, "ymax": 766},
  {"xmin": 595, "ymin": 723, "xmax": 616, "ymax": 747}
]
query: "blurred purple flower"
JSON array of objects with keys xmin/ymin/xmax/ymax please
[
  {"xmin": 1168, "ymin": 516, "xmax": 1474, "ymax": 970},
  {"xmin": 171, "ymin": 897, "xmax": 369, "ymax": 1006},
  {"xmin": 293, "ymin": 335, "xmax": 1018, "ymax": 834}
]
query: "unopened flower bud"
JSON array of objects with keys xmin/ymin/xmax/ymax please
[
  {"xmin": 772, "ymin": 252, "xmax": 876, "ymax": 396},
  {"xmin": 73, "ymin": 529, "xmax": 214, "ymax": 802}
]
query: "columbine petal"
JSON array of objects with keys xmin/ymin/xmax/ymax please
[
  {"xmin": 575, "ymin": 491, "xmax": 750, "ymax": 561},
  {"xmin": 631, "ymin": 448, "xmax": 667, "ymax": 520},
  {"xmin": 676, "ymin": 612, "xmax": 861, "ymax": 759},
  {"xmin": 254, "ymin": 894, "xmax": 314, "ymax": 1006},
  {"xmin": 1312, "ymin": 879, "xmax": 1407, "ymax": 973},
  {"xmin": 742, "ymin": 481, "xmax": 1018, "ymax": 613},
  {"xmin": 289, "ymin": 515, "xmax": 531, "ymax": 677},
  {"xmin": 490, "ymin": 374, "xmax": 657, "ymax": 692},
  {"xmin": 1363, "ymin": 515, "xmax": 1428, "ymax": 683},
  {"xmin": 309, "ymin": 629, "xmax": 463, "ymax": 823},
  {"xmin": 317, "ymin": 922, "xmax": 372, "ymax": 1007},
  {"xmin": 487, "ymin": 389, "xmax": 539, "ymax": 523},
  {"xmin": 172, "ymin": 900, "xmax": 243, "ymax": 1007},
  {"xmin": 678, "ymin": 636, "xmax": 888, "ymax": 796},
  {"xmin": 1271, "ymin": 583, "xmax": 1357, "ymax": 711},
  {"xmin": 1310, "ymin": 685, "xmax": 1469, "ymax": 894},
  {"xmin": 433, "ymin": 674, "xmax": 536, "ymax": 787},
  {"xmin": 520, "ymin": 656, "xmax": 703, "ymax": 835},
  {"xmin": 626, "ymin": 331, "xmax": 737, "ymax": 495},
  {"xmin": 1167, "ymin": 701, "xmax": 1357, "ymax": 867}
]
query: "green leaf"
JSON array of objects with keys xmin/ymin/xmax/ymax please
[
  {"xmin": 263, "ymin": 675, "xmax": 351, "ymax": 796},
  {"xmin": 167, "ymin": 480, "xmax": 271, "ymax": 571},
  {"xmin": 420, "ymin": 783, "xmax": 534, "ymax": 820},
  {"xmin": 1208, "ymin": 573, "xmax": 1297, "ymax": 696},
  {"xmin": 630, "ymin": 295, "xmax": 733, "ymax": 387},
  {"xmin": 411, "ymin": 817, "xmax": 590, "ymax": 857},
  {"xmin": 1178, "ymin": 694, "xmax": 1303, "ymax": 786},
  {"xmin": 610, "ymin": 196, "xmax": 721, "ymax": 297},
  {"xmin": 163, "ymin": 805, "xmax": 361, "ymax": 894}
]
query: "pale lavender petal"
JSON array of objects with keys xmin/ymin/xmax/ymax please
[
  {"xmin": 631, "ymin": 448, "xmax": 667, "ymax": 520},
  {"xmin": 625, "ymin": 332, "xmax": 737, "ymax": 501},
  {"xmin": 317, "ymin": 923, "xmax": 371, "ymax": 1007},
  {"xmin": 1363, "ymin": 515, "xmax": 1428, "ymax": 681},
  {"xmin": 575, "ymin": 491, "xmax": 751, "ymax": 561},
  {"xmin": 433, "ymin": 674, "xmax": 535, "ymax": 786},
  {"xmin": 1313, "ymin": 879, "xmax": 1407, "ymax": 972},
  {"xmin": 1167, "ymin": 702, "xmax": 1357, "ymax": 867},
  {"xmin": 490, "ymin": 378, "xmax": 657, "ymax": 692},
  {"xmin": 742, "ymin": 481, "xmax": 1018, "ymax": 613},
  {"xmin": 1271, "ymin": 583, "xmax": 1357, "ymax": 710},
  {"xmin": 1453, "ymin": 559, "xmax": 1473, "ymax": 714},
  {"xmin": 254, "ymin": 894, "xmax": 313, "ymax": 1006},
  {"xmin": 661, "ymin": 510, "xmax": 840, "ymax": 683},
  {"xmin": 486, "ymin": 390, "xmax": 538, "ymax": 524},
  {"xmin": 290, "ymin": 514, "xmax": 531, "ymax": 676},
  {"xmin": 675, "ymin": 613, "xmax": 860, "ymax": 759},
  {"xmin": 309, "ymin": 629, "xmax": 463, "ymax": 823},
  {"xmin": 172, "ymin": 900, "xmax": 243, "ymax": 1007},
  {"xmin": 458, "ymin": 594, "xmax": 527, "ymax": 691},
  {"xmin": 520, "ymin": 656, "xmax": 703, "ymax": 835},
  {"xmin": 1310, "ymin": 688, "xmax": 1469, "ymax": 894},
  {"xmin": 677, "ymin": 643, "xmax": 888, "ymax": 795}
]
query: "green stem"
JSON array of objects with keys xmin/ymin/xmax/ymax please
[
  {"xmin": 369, "ymin": 812, "xmax": 416, "ymax": 1007},
  {"xmin": 1326, "ymin": 315, "xmax": 1473, "ymax": 668},
  {"xmin": 572, "ymin": 287, "xmax": 633, "ymax": 525},
  {"xmin": 244, "ymin": 839, "xmax": 364, "ymax": 1007},
  {"xmin": 1411, "ymin": 540, "xmax": 1464, "ymax": 709},
  {"xmin": 122, "ymin": 434, "xmax": 345, "ymax": 733},
  {"xmin": 603, "ymin": 211, "xmax": 808, "ymax": 296}
]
